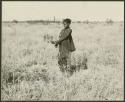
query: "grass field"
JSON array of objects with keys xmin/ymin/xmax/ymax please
[{"xmin": 1, "ymin": 21, "xmax": 124, "ymax": 101}]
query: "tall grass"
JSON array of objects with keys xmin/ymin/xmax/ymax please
[{"xmin": 1, "ymin": 22, "xmax": 124, "ymax": 101}]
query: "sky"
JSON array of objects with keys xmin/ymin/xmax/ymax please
[{"xmin": 2, "ymin": 1, "xmax": 124, "ymax": 21}]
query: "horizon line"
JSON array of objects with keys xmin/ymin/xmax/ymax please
[{"xmin": 2, "ymin": 19, "xmax": 124, "ymax": 22}]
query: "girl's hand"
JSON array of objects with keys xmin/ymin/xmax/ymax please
[
  {"xmin": 55, "ymin": 43, "xmax": 58, "ymax": 48},
  {"xmin": 50, "ymin": 41, "xmax": 56, "ymax": 44}
]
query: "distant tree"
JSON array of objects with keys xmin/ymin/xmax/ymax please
[
  {"xmin": 106, "ymin": 18, "xmax": 114, "ymax": 24},
  {"xmin": 12, "ymin": 19, "xmax": 18, "ymax": 23},
  {"xmin": 77, "ymin": 21, "xmax": 81, "ymax": 23},
  {"xmin": 83, "ymin": 20, "xmax": 89, "ymax": 24}
]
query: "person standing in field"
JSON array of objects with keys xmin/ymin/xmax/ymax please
[{"xmin": 51, "ymin": 18, "xmax": 76, "ymax": 76}]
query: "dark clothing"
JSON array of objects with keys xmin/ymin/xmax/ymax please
[
  {"xmin": 56, "ymin": 27, "xmax": 75, "ymax": 75},
  {"xmin": 57, "ymin": 27, "xmax": 76, "ymax": 58}
]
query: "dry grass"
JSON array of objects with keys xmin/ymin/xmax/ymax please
[{"xmin": 1, "ymin": 21, "xmax": 124, "ymax": 101}]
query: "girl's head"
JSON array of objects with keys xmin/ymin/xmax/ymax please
[{"xmin": 63, "ymin": 18, "xmax": 71, "ymax": 28}]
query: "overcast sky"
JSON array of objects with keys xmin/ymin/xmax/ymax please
[{"xmin": 2, "ymin": 1, "xmax": 124, "ymax": 21}]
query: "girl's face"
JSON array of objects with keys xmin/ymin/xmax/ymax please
[{"xmin": 63, "ymin": 22, "xmax": 70, "ymax": 28}]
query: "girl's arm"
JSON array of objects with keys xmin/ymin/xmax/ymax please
[{"xmin": 56, "ymin": 29, "xmax": 72, "ymax": 44}]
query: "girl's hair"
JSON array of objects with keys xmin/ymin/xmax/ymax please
[{"xmin": 63, "ymin": 18, "xmax": 71, "ymax": 24}]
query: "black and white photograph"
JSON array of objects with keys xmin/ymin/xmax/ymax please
[{"xmin": 1, "ymin": 1, "xmax": 124, "ymax": 101}]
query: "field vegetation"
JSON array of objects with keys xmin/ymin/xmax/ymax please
[{"xmin": 1, "ymin": 20, "xmax": 124, "ymax": 101}]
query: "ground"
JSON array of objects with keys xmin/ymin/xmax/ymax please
[{"xmin": 1, "ymin": 21, "xmax": 124, "ymax": 101}]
